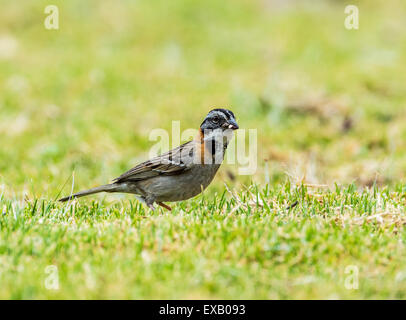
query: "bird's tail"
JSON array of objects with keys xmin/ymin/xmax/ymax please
[{"xmin": 59, "ymin": 183, "xmax": 117, "ymax": 202}]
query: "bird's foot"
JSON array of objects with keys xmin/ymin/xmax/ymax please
[
  {"xmin": 147, "ymin": 203, "xmax": 155, "ymax": 211},
  {"xmin": 157, "ymin": 202, "xmax": 172, "ymax": 211}
]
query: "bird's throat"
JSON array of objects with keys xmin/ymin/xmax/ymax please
[{"xmin": 197, "ymin": 128, "xmax": 230, "ymax": 163}]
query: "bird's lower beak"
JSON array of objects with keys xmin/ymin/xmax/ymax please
[{"xmin": 227, "ymin": 120, "xmax": 239, "ymax": 130}]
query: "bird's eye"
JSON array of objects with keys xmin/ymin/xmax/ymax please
[{"xmin": 212, "ymin": 116, "xmax": 219, "ymax": 123}]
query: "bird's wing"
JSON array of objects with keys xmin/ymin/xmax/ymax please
[{"xmin": 113, "ymin": 140, "xmax": 197, "ymax": 183}]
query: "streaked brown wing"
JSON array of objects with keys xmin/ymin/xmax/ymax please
[{"xmin": 113, "ymin": 140, "xmax": 195, "ymax": 183}]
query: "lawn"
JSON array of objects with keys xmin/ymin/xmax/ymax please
[{"xmin": 1, "ymin": 0, "xmax": 406, "ymax": 299}]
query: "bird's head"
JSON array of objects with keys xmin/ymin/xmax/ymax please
[
  {"xmin": 200, "ymin": 108, "xmax": 239, "ymax": 131},
  {"xmin": 197, "ymin": 108, "xmax": 238, "ymax": 162}
]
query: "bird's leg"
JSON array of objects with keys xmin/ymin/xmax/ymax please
[
  {"xmin": 136, "ymin": 195, "xmax": 155, "ymax": 211},
  {"xmin": 144, "ymin": 196, "xmax": 157, "ymax": 211},
  {"xmin": 157, "ymin": 202, "xmax": 172, "ymax": 211}
]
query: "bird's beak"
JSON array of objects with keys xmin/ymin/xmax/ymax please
[{"xmin": 226, "ymin": 119, "xmax": 239, "ymax": 130}]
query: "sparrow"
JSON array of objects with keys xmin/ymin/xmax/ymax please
[{"xmin": 59, "ymin": 108, "xmax": 239, "ymax": 210}]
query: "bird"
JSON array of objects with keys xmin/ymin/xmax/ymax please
[{"xmin": 59, "ymin": 108, "xmax": 239, "ymax": 211}]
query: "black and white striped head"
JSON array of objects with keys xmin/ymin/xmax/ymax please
[{"xmin": 200, "ymin": 108, "xmax": 239, "ymax": 131}]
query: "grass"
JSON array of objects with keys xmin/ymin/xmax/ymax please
[
  {"xmin": 1, "ymin": 183, "xmax": 406, "ymax": 299},
  {"xmin": 1, "ymin": 0, "xmax": 406, "ymax": 299}
]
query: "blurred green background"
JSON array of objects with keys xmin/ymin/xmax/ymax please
[{"xmin": 1, "ymin": 0, "xmax": 406, "ymax": 198}]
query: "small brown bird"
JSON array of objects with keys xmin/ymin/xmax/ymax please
[{"xmin": 59, "ymin": 109, "xmax": 239, "ymax": 210}]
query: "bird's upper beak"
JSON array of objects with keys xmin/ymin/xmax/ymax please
[{"xmin": 226, "ymin": 119, "xmax": 239, "ymax": 130}]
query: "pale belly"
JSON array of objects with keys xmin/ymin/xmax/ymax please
[{"xmin": 136, "ymin": 164, "xmax": 221, "ymax": 202}]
